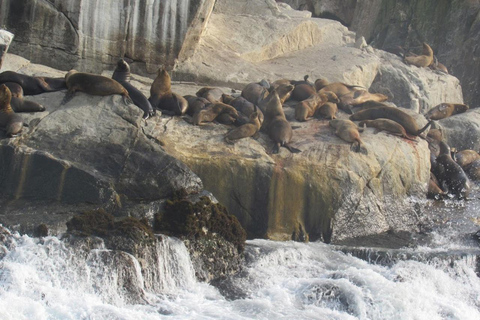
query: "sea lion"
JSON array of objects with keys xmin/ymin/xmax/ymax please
[
  {"xmin": 112, "ymin": 59, "xmax": 155, "ymax": 119},
  {"xmin": 357, "ymin": 118, "xmax": 416, "ymax": 141},
  {"xmin": 315, "ymin": 102, "xmax": 338, "ymax": 120},
  {"xmin": 261, "ymin": 90, "xmax": 301, "ymax": 154},
  {"xmin": 426, "ymin": 128, "xmax": 443, "ymax": 142},
  {"xmin": 149, "ymin": 68, "xmax": 187, "ymax": 115},
  {"xmin": 404, "ymin": 42, "xmax": 434, "ymax": 68},
  {"xmin": 0, "ymin": 70, "xmax": 66, "ymax": 95},
  {"xmin": 184, "ymin": 95, "xmax": 210, "ymax": 117},
  {"xmin": 270, "ymin": 79, "xmax": 291, "ymax": 91},
  {"xmin": 192, "ymin": 102, "xmax": 238, "ymax": 126},
  {"xmin": 294, "ymin": 93, "xmax": 328, "ymax": 121},
  {"xmin": 0, "ymin": 84, "xmax": 23, "ymax": 137},
  {"xmin": 428, "ymin": 172, "xmax": 447, "ymax": 199},
  {"xmin": 319, "ymin": 82, "xmax": 365, "ymax": 98},
  {"xmin": 455, "ymin": 150, "xmax": 480, "ymax": 168},
  {"xmin": 340, "ymin": 90, "xmax": 388, "ymax": 106},
  {"xmin": 275, "ymin": 84, "xmax": 295, "ymax": 103},
  {"xmin": 329, "ymin": 119, "xmax": 367, "ymax": 154},
  {"xmin": 196, "ymin": 87, "xmax": 224, "ymax": 103},
  {"xmin": 464, "ymin": 159, "xmax": 480, "ymax": 181},
  {"xmin": 433, "ymin": 141, "xmax": 470, "ymax": 199},
  {"xmin": 429, "ymin": 56, "xmax": 449, "ymax": 74},
  {"xmin": 225, "ymin": 107, "xmax": 261, "ymax": 144},
  {"xmin": 349, "ymin": 105, "xmax": 433, "ymax": 136},
  {"xmin": 425, "ymin": 103, "xmax": 469, "ymax": 120},
  {"xmin": 62, "ymin": 70, "xmax": 132, "ymax": 105},
  {"xmin": 242, "ymin": 82, "xmax": 269, "ymax": 106},
  {"xmin": 314, "ymin": 78, "xmax": 329, "ymax": 91},
  {"xmin": 291, "ymin": 83, "xmax": 316, "ymax": 101},
  {"xmin": 221, "ymin": 93, "xmax": 235, "ymax": 105},
  {"xmin": 227, "ymin": 96, "xmax": 264, "ymax": 125},
  {"xmin": 3, "ymin": 82, "xmax": 45, "ymax": 112}
]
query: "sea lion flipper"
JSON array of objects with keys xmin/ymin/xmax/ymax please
[
  {"xmin": 285, "ymin": 144, "xmax": 301, "ymax": 153},
  {"xmin": 60, "ymin": 91, "xmax": 76, "ymax": 106},
  {"xmin": 272, "ymin": 143, "xmax": 281, "ymax": 154}
]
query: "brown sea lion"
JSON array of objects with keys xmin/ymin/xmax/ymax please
[
  {"xmin": 429, "ymin": 56, "xmax": 449, "ymax": 74},
  {"xmin": 242, "ymin": 82, "xmax": 269, "ymax": 106},
  {"xmin": 261, "ymin": 90, "xmax": 301, "ymax": 154},
  {"xmin": 315, "ymin": 102, "xmax": 338, "ymax": 120},
  {"xmin": 0, "ymin": 70, "xmax": 66, "ymax": 95},
  {"xmin": 329, "ymin": 119, "xmax": 367, "ymax": 154},
  {"xmin": 112, "ymin": 59, "xmax": 155, "ymax": 119},
  {"xmin": 464, "ymin": 159, "xmax": 480, "ymax": 181},
  {"xmin": 291, "ymin": 83, "xmax": 316, "ymax": 101},
  {"xmin": 149, "ymin": 68, "xmax": 187, "ymax": 115},
  {"xmin": 276, "ymin": 84, "xmax": 295, "ymax": 103},
  {"xmin": 455, "ymin": 150, "xmax": 480, "ymax": 168},
  {"xmin": 425, "ymin": 103, "xmax": 469, "ymax": 120},
  {"xmin": 227, "ymin": 96, "xmax": 264, "ymax": 125},
  {"xmin": 294, "ymin": 93, "xmax": 328, "ymax": 122},
  {"xmin": 196, "ymin": 87, "xmax": 224, "ymax": 103},
  {"xmin": 62, "ymin": 70, "xmax": 132, "ymax": 105},
  {"xmin": 314, "ymin": 78, "xmax": 329, "ymax": 91},
  {"xmin": 0, "ymin": 84, "xmax": 23, "ymax": 137},
  {"xmin": 426, "ymin": 128, "xmax": 443, "ymax": 142},
  {"xmin": 3, "ymin": 82, "xmax": 45, "ymax": 112},
  {"xmin": 225, "ymin": 108, "xmax": 261, "ymax": 144},
  {"xmin": 184, "ymin": 95, "xmax": 210, "ymax": 117},
  {"xmin": 357, "ymin": 118, "xmax": 416, "ymax": 141},
  {"xmin": 319, "ymin": 82, "xmax": 365, "ymax": 98},
  {"xmin": 404, "ymin": 43, "xmax": 434, "ymax": 68},
  {"xmin": 432, "ymin": 141, "xmax": 470, "ymax": 199},
  {"xmin": 349, "ymin": 105, "xmax": 433, "ymax": 136},
  {"xmin": 192, "ymin": 102, "xmax": 238, "ymax": 126},
  {"xmin": 340, "ymin": 90, "xmax": 388, "ymax": 106},
  {"xmin": 323, "ymin": 91, "xmax": 340, "ymax": 103},
  {"xmin": 221, "ymin": 93, "xmax": 235, "ymax": 105},
  {"xmin": 270, "ymin": 79, "xmax": 291, "ymax": 91}
]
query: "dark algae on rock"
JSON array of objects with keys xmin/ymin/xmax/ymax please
[{"xmin": 154, "ymin": 191, "xmax": 247, "ymax": 252}]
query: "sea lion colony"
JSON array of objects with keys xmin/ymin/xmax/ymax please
[{"xmin": 0, "ymin": 44, "xmax": 472, "ymax": 199}]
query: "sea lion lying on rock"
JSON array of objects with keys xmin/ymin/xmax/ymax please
[
  {"xmin": 196, "ymin": 87, "xmax": 224, "ymax": 103},
  {"xmin": 3, "ymin": 82, "xmax": 45, "ymax": 112},
  {"xmin": 425, "ymin": 103, "xmax": 469, "ymax": 120},
  {"xmin": 0, "ymin": 70, "xmax": 66, "ymax": 95},
  {"xmin": 294, "ymin": 93, "xmax": 328, "ymax": 121},
  {"xmin": 192, "ymin": 102, "xmax": 238, "ymax": 126},
  {"xmin": 329, "ymin": 119, "xmax": 367, "ymax": 154},
  {"xmin": 358, "ymin": 118, "xmax": 416, "ymax": 141},
  {"xmin": 225, "ymin": 107, "xmax": 261, "ymax": 144},
  {"xmin": 404, "ymin": 42, "xmax": 434, "ymax": 68}
]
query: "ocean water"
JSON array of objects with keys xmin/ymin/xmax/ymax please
[{"xmin": 1, "ymin": 198, "xmax": 480, "ymax": 320}]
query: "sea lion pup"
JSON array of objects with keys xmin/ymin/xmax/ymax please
[
  {"xmin": 112, "ymin": 59, "xmax": 155, "ymax": 119},
  {"xmin": 261, "ymin": 90, "xmax": 301, "ymax": 154},
  {"xmin": 315, "ymin": 102, "xmax": 338, "ymax": 120},
  {"xmin": 0, "ymin": 84, "xmax": 23, "ymax": 137},
  {"xmin": 294, "ymin": 92, "xmax": 328, "ymax": 121},
  {"xmin": 149, "ymin": 67, "xmax": 188, "ymax": 115},
  {"xmin": 242, "ymin": 82, "xmax": 269, "ymax": 106},
  {"xmin": 0, "ymin": 70, "xmax": 66, "ymax": 95},
  {"xmin": 433, "ymin": 141, "xmax": 471, "ymax": 199},
  {"xmin": 357, "ymin": 118, "xmax": 416, "ymax": 141},
  {"xmin": 404, "ymin": 42, "xmax": 434, "ymax": 68},
  {"xmin": 291, "ymin": 83, "xmax": 316, "ymax": 101},
  {"xmin": 225, "ymin": 107, "xmax": 261, "ymax": 144},
  {"xmin": 455, "ymin": 150, "xmax": 480, "ymax": 168},
  {"xmin": 329, "ymin": 119, "xmax": 367, "ymax": 154},
  {"xmin": 425, "ymin": 103, "xmax": 469, "ymax": 120},
  {"xmin": 62, "ymin": 70, "xmax": 132, "ymax": 105},
  {"xmin": 3, "ymin": 82, "xmax": 45, "ymax": 112},
  {"xmin": 184, "ymin": 95, "xmax": 210, "ymax": 117},
  {"xmin": 225, "ymin": 95, "xmax": 264, "ymax": 125},
  {"xmin": 192, "ymin": 102, "xmax": 238, "ymax": 126},
  {"xmin": 196, "ymin": 86, "xmax": 224, "ymax": 103},
  {"xmin": 349, "ymin": 104, "xmax": 433, "ymax": 136}
]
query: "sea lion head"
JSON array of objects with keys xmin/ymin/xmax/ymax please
[
  {"xmin": 314, "ymin": 78, "xmax": 329, "ymax": 91},
  {"xmin": 116, "ymin": 59, "xmax": 130, "ymax": 73},
  {"xmin": 0, "ymin": 84, "xmax": 12, "ymax": 107},
  {"xmin": 323, "ymin": 90, "xmax": 339, "ymax": 103},
  {"xmin": 65, "ymin": 69, "xmax": 78, "ymax": 81},
  {"xmin": 422, "ymin": 42, "xmax": 433, "ymax": 56}
]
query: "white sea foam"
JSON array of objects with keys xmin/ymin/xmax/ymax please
[{"xmin": 1, "ymin": 230, "xmax": 480, "ymax": 319}]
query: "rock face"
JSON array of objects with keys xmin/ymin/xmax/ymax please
[
  {"xmin": 0, "ymin": 0, "xmax": 215, "ymax": 73},
  {"xmin": 278, "ymin": 0, "xmax": 480, "ymax": 109}
]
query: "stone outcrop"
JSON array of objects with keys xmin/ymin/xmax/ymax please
[
  {"xmin": 278, "ymin": 0, "xmax": 480, "ymax": 109},
  {"xmin": 0, "ymin": 0, "xmax": 215, "ymax": 73}
]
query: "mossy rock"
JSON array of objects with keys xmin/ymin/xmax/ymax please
[
  {"xmin": 66, "ymin": 208, "xmax": 154, "ymax": 242},
  {"xmin": 154, "ymin": 195, "xmax": 247, "ymax": 252}
]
